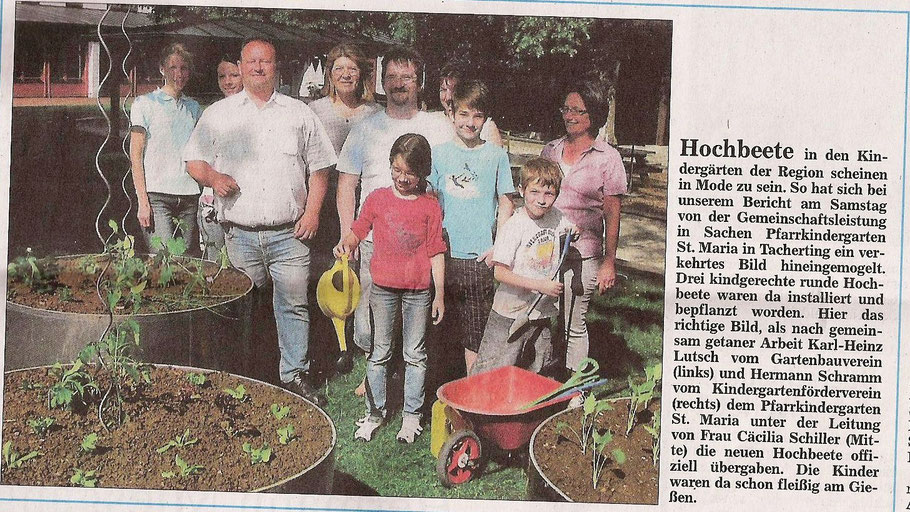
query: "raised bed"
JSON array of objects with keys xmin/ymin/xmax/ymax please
[
  {"xmin": 1, "ymin": 364, "xmax": 335, "ymax": 492},
  {"xmin": 5, "ymin": 255, "xmax": 254, "ymax": 376},
  {"xmin": 528, "ymin": 401, "xmax": 659, "ymax": 503}
]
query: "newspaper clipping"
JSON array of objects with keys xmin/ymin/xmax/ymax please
[{"xmin": 0, "ymin": 0, "xmax": 908, "ymax": 511}]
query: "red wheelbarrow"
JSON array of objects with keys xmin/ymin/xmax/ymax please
[{"xmin": 431, "ymin": 366, "xmax": 574, "ymax": 487}]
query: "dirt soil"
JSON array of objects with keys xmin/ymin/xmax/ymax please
[
  {"xmin": 6, "ymin": 256, "xmax": 250, "ymax": 314},
  {"xmin": 533, "ymin": 401, "xmax": 659, "ymax": 503},
  {"xmin": 2, "ymin": 366, "xmax": 333, "ymax": 491}
]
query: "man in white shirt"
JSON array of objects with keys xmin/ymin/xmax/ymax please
[
  {"xmin": 336, "ymin": 46, "xmax": 451, "ymax": 357},
  {"xmin": 184, "ymin": 38, "xmax": 335, "ymax": 405}
]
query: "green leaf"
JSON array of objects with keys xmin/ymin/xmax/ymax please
[
  {"xmin": 612, "ymin": 448, "xmax": 627, "ymax": 464},
  {"xmin": 167, "ymin": 237, "xmax": 188, "ymax": 257},
  {"xmin": 582, "ymin": 393, "xmax": 597, "ymax": 415},
  {"xmin": 130, "ymin": 280, "xmax": 147, "ymax": 295},
  {"xmin": 107, "ymin": 290, "xmax": 122, "ymax": 310},
  {"xmin": 108, "ymin": 219, "xmax": 119, "ymax": 233},
  {"xmin": 161, "ymin": 471, "xmax": 176, "ymax": 479}
]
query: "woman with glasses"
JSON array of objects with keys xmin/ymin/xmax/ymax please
[
  {"xmin": 540, "ymin": 80, "xmax": 627, "ymax": 378},
  {"xmin": 309, "ymin": 43, "xmax": 381, "ymax": 154}
]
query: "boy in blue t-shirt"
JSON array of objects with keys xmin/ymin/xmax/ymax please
[{"xmin": 429, "ymin": 79, "xmax": 515, "ymax": 372}]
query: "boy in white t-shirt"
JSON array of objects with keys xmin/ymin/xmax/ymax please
[{"xmin": 470, "ymin": 158, "xmax": 575, "ymax": 375}]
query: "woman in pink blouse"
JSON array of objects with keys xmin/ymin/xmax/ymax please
[{"xmin": 541, "ymin": 80, "xmax": 627, "ymax": 375}]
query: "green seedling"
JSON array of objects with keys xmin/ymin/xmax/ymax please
[
  {"xmin": 210, "ymin": 246, "xmax": 231, "ymax": 283},
  {"xmin": 156, "ymin": 429, "xmax": 198, "ymax": 454},
  {"xmin": 70, "ymin": 468, "xmax": 98, "ymax": 487},
  {"xmin": 270, "ymin": 403, "xmax": 291, "ymax": 420},
  {"xmin": 277, "ymin": 424, "xmax": 297, "ymax": 445},
  {"xmin": 242, "ymin": 442, "xmax": 272, "ymax": 465},
  {"xmin": 58, "ymin": 287, "xmax": 74, "ymax": 303},
  {"xmin": 19, "ymin": 380, "xmax": 42, "ymax": 391},
  {"xmin": 102, "ymin": 221, "xmax": 150, "ymax": 313},
  {"xmin": 2, "ymin": 441, "xmax": 40, "ymax": 469},
  {"xmin": 223, "ymin": 384, "xmax": 248, "ymax": 401},
  {"xmin": 591, "ymin": 429, "xmax": 626, "ymax": 489},
  {"xmin": 7, "ymin": 249, "xmax": 59, "ymax": 294},
  {"xmin": 48, "ymin": 359, "xmax": 98, "ymax": 410},
  {"xmin": 151, "ymin": 223, "xmax": 188, "ymax": 287},
  {"xmin": 643, "ymin": 410, "xmax": 660, "ymax": 466},
  {"xmin": 80, "ymin": 433, "xmax": 99, "ymax": 453},
  {"xmin": 161, "ymin": 454, "xmax": 203, "ymax": 478},
  {"xmin": 556, "ymin": 393, "xmax": 613, "ymax": 454},
  {"xmin": 183, "ymin": 260, "xmax": 209, "ymax": 297},
  {"xmin": 186, "ymin": 373, "xmax": 208, "ymax": 387},
  {"xmin": 79, "ymin": 320, "xmax": 150, "ymax": 430},
  {"xmin": 626, "ymin": 363, "xmax": 661, "ymax": 435},
  {"xmin": 27, "ymin": 416, "xmax": 55, "ymax": 436}
]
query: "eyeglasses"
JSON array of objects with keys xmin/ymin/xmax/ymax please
[
  {"xmin": 386, "ymin": 75, "xmax": 418, "ymax": 84},
  {"xmin": 559, "ymin": 106, "xmax": 588, "ymax": 116}
]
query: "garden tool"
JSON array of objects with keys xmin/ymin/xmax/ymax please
[
  {"xmin": 521, "ymin": 357, "xmax": 600, "ymax": 410},
  {"xmin": 316, "ymin": 254, "xmax": 361, "ymax": 374},
  {"xmin": 508, "ymin": 233, "xmax": 573, "ymax": 336}
]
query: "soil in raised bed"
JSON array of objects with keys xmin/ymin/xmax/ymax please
[
  {"xmin": 6, "ymin": 256, "xmax": 250, "ymax": 314},
  {"xmin": 2, "ymin": 366, "xmax": 333, "ymax": 491},
  {"xmin": 533, "ymin": 401, "xmax": 659, "ymax": 503}
]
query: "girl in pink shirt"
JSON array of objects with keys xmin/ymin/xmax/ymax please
[{"xmin": 335, "ymin": 133, "xmax": 446, "ymax": 443}]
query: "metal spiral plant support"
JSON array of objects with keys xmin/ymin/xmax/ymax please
[
  {"xmin": 93, "ymin": 5, "xmax": 120, "ymax": 432},
  {"xmin": 119, "ymin": 5, "xmax": 135, "ymax": 236}
]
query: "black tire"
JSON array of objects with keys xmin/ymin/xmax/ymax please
[{"xmin": 436, "ymin": 430, "xmax": 483, "ymax": 487}]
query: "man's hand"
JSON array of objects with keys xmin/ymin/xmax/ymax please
[
  {"xmin": 137, "ymin": 200, "xmax": 152, "ymax": 228},
  {"xmin": 294, "ymin": 211, "xmax": 319, "ymax": 239},
  {"xmin": 597, "ymin": 260, "xmax": 617, "ymax": 294},
  {"xmin": 432, "ymin": 295, "xmax": 445, "ymax": 325},
  {"xmin": 211, "ymin": 172, "xmax": 240, "ymax": 197}
]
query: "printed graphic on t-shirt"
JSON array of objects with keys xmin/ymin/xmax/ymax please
[
  {"xmin": 387, "ymin": 212, "xmax": 423, "ymax": 251},
  {"xmin": 444, "ymin": 163, "xmax": 480, "ymax": 199},
  {"xmin": 523, "ymin": 228, "xmax": 558, "ymax": 274}
]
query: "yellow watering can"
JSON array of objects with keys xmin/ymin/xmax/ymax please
[{"xmin": 316, "ymin": 255, "xmax": 361, "ymax": 372}]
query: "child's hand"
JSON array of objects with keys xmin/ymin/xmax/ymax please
[
  {"xmin": 333, "ymin": 241, "xmax": 353, "ymax": 259},
  {"xmin": 432, "ymin": 295, "xmax": 445, "ymax": 325},
  {"xmin": 538, "ymin": 279, "xmax": 564, "ymax": 297},
  {"xmin": 563, "ymin": 226, "xmax": 580, "ymax": 242}
]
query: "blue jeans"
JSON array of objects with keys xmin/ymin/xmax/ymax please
[
  {"xmin": 366, "ymin": 284, "xmax": 430, "ymax": 419},
  {"xmin": 142, "ymin": 192, "xmax": 199, "ymax": 255},
  {"xmin": 224, "ymin": 224, "xmax": 311, "ymax": 383}
]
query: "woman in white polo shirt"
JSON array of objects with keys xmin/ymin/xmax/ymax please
[{"xmin": 130, "ymin": 42, "xmax": 202, "ymax": 254}]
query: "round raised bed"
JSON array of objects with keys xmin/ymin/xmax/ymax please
[
  {"xmin": 528, "ymin": 402, "xmax": 659, "ymax": 503},
  {"xmin": 5, "ymin": 256, "xmax": 254, "ymax": 376},
  {"xmin": 2, "ymin": 364, "xmax": 335, "ymax": 493}
]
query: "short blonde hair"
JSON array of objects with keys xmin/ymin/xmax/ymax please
[
  {"xmin": 520, "ymin": 157, "xmax": 562, "ymax": 194},
  {"xmin": 159, "ymin": 42, "xmax": 193, "ymax": 70}
]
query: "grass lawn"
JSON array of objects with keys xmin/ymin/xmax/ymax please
[{"xmin": 323, "ymin": 269, "xmax": 664, "ymax": 500}]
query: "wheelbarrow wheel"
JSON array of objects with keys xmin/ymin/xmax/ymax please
[{"xmin": 436, "ymin": 430, "xmax": 483, "ymax": 487}]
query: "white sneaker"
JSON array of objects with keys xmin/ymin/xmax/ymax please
[
  {"xmin": 396, "ymin": 414, "xmax": 423, "ymax": 444},
  {"xmin": 354, "ymin": 414, "xmax": 384, "ymax": 442}
]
